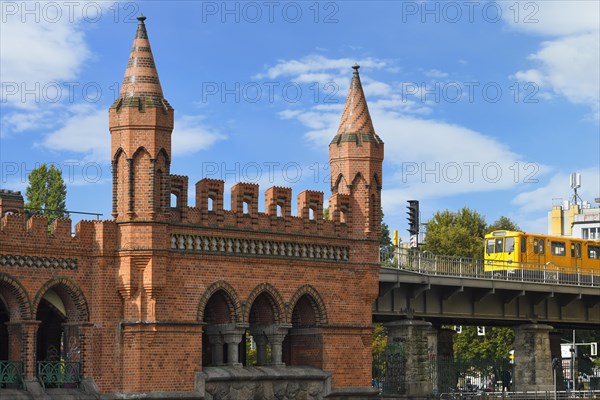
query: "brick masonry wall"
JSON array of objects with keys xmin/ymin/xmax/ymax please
[{"xmin": 0, "ymin": 19, "xmax": 383, "ymax": 395}]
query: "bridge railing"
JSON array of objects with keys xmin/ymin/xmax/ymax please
[{"xmin": 380, "ymin": 247, "xmax": 600, "ymax": 287}]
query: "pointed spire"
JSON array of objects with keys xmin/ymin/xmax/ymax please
[
  {"xmin": 333, "ymin": 64, "xmax": 380, "ymax": 144},
  {"xmin": 114, "ymin": 15, "xmax": 171, "ymax": 109}
]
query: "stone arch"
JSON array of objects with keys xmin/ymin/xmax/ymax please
[
  {"xmin": 197, "ymin": 280, "xmax": 241, "ymax": 323},
  {"xmin": 113, "ymin": 147, "xmax": 128, "ymax": 162},
  {"xmin": 332, "ymin": 174, "xmax": 348, "ymax": 194},
  {"xmin": 33, "ymin": 277, "xmax": 89, "ymax": 322},
  {"xmin": 156, "ymin": 148, "xmax": 170, "ymax": 165},
  {"xmin": 351, "ymin": 172, "xmax": 367, "ymax": 188},
  {"xmin": 113, "ymin": 148, "xmax": 129, "ymax": 215},
  {"xmin": 286, "ymin": 285, "xmax": 328, "ymax": 326},
  {"xmin": 244, "ymin": 283, "xmax": 285, "ymax": 324},
  {"xmin": 131, "ymin": 147, "xmax": 152, "ymax": 214},
  {"xmin": 283, "ymin": 285, "xmax": 326, "ymax": 368},
  {"xmin": 131, "ymin": 146, "xmax": 151, "ymax": 160},
  {"xmin": 0, "ymin": 273, "xmax": 32, "ymax": 320}
]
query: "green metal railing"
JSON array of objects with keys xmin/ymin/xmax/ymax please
[
  {"xmin": 0, "ymin": 360, "xmax": 23, "ymax": 389},
  {"xmin": 37, "ymin": 361, "xmax": 81, "ymax": 388}
]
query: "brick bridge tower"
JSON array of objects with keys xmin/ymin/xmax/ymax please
[
  {"xmin": 109, "ymin": 15, "xmax": 174, "ymax": 223},
  {"xmin": 108, "ymin": 15, "xmax": 173, "ymax": 321},
  {"xmin": 329, "ymin": 64, "xmax": 384, "ymax": 262}
]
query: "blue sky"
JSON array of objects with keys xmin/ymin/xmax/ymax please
[{"xmin": 1, "ymin": 1, "xmax": 599, "ymax": 240}]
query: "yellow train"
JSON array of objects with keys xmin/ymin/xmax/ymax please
[{"xmin": 484, "ymin": 231, "xmax": 600, "ymax": 279}]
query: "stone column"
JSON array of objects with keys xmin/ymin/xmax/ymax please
[
  {"xmin": 253, "ymin": 334, "xmax": 268, "ymax": 366},
  {"xmin": 222, "ymin": 327, "xmax": 245, "ymax": 366},
  {"xmin": 513, "ymin": 324, "xmax": 554, "ymax": 392},
  {"xmin": 204, "ymin": 328, "xmax": 224, "ymax": 366},
  {"xmin": 385, "ymin": 320, "xmax": 433, "ymax": 397},
  {"xmin": 266, "ymin": 324, "xmax": 291, "ymax": 366}
]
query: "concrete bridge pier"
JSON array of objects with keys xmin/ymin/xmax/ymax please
[
  {"xmin": 385, "ymin": 319, "xmax": 433, "ymax": 397},
  {"xmin": 513, "ymin": 323, "xmax": 554, "ymax": 392}
]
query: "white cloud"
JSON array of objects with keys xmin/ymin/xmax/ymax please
[
  {"xmin": 172, "ymin": 115, "xmax": 226, "ymax": 156},
  {"xmin": 253, "ymin": 55, "xmax": 388, "ymax": 80},
  {"xmin": 425, "ymin": 69, "xmax": 449, "ymax": 79},
  {"xmin": 502, "ymin": 1, "xmax": 599, "ymax": 37},
  {"xmin": 39, "ymin": 105, "xmax": 109, "ymax": 161},
  {"xmin": 1, "ymin": 10, "xmax": 91, "ymax": 109},
  {"xmin": 512, "ymin": 168, "xmax": 600, "ymax": 214},
  {"xmin": 508, "ymin": 2, "xmax": 599, "ymax": 119},
  {"xmin": 39, "ymin": 107, "xmax": 225, "ymax": 160}
]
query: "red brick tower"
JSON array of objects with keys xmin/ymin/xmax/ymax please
[
  {"xmin": 109, "ymin": 15, "xmax": 174, "ymax": 222},
  {"xmin": 329, "ymin": 65, "xmax": 384, "ymax": 249},
  {"xmin": 108, "ymin": 16, "xmax": 172, "ymax": 322}
]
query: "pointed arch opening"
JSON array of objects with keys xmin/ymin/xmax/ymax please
[
  {"xmin": 201, "ymin": 290, "xmax": 240, "ymax": 367},
  {"xmin": 33, "ymin": 278, "xmax": 89, "ymax": 388},
  {"xmin": 244, "ymin": 286, "xmax": 288, "ymax": 367},
  {"xmin": 198, "ymin": 281, "xmax": 243, "ymax": 367},
  {"xmin": 283, "ymin": 287, "xmax": 326, "ymax": 368},
  {"xmin": 0, "ymin": 274, "xmax": 32, "ymax": 368},
  {"xmin": 333, "ymin": 174, "xmax": 348, "ymax": 195}
]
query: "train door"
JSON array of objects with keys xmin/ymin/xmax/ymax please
[
  {"xmin": 570, "ymin": 241, "xmax": 581, "ymax": 268},
  {"xmin": 533, "ymin": 237, "xmax": 546, "ymax": 267}
]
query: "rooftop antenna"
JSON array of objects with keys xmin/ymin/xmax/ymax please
[{"xmin": 569, "ymin": 172, "xmax": 583, "ymax": 207}]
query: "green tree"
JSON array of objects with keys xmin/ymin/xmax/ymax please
[
  {"xmin": 25, "ymin": 164, "xmax": 67, "ymax": 223},
  {"xmin": 25, "ymin": 164, "xmax": 48, "ymax": 212},
  {"xmin": 487, "ymin": 216, "xmax": 520, "ymax": 233},
  {"xmin": 380, "ymin": 210, "xmax": 392, "ymax": 248},
  {"xmin": 426, "ymin": 210, "xmax": 521, "ymax": 362},
  {"xmin": 453, "ymin": 326, "xmax": 514, "ymax": 362},
  {"xmin": 424, "ymin": 207, "xmax": 487, "ymax": 259}
]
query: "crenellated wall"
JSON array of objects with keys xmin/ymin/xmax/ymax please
[{"xmin": 0, "ymin": 17, "xmax": 382, "ymax": 400}]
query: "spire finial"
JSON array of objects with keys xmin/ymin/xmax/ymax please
[
  {"xmin": 112, "ymin": 13, "xmax": 171, "ymax": 109},
  {"xmin": 333, "ymin": 65, "xmax": 380, "ymax": 140}
]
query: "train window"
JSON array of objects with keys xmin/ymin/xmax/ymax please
[
  {"xmin": 533, "ymin": 239, "xmax": 538, "ymax": 254},
  {"xmin": 505, "ymin": 237, "xmax": 515, "ymax": 253},
  {"xmin": 521, "ymin": 237, "xmax": 526, "ymax": 253},
  {"xmin": 551, "ymin": 241, "xmax": 566, "ymax": 256},
  {"xmin": 486, "ymin": 239, "xmax": 495, "ymax": 254},
  {"xmin": 540, "ymin": 240, "xmax": 545, "ymax": 254},
  {"xmin": 588, "ymin": 245, "xmax": 600, "ymax": 260},
  {"xmin": 571, "ymin": 243, "xmax": 581, "ymax": 258},
  {"xmin": 495, "ymin": 238, "xmax": 503, "ymax": 253}
]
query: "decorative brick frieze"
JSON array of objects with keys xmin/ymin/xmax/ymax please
[
  {"xmin": 170, "ymin": 233, "xmax": 349, "ymax": 262},
  {"xmin": 0, "ymin": 253, "xmax": 77, "ymax": 270}
]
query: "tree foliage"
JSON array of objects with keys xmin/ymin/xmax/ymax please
[
  {"xmin": 372, "ymin": 323, "xmax": 387, "ymax": 356},
  {"xmin": 487, "ymin": 216, "xmax": 520, "ymax": 232},
  {"xmin": 380, "ymin": 210, "xmax": 392, "ymax": 247},
  {"xmin": 425, "ymin": 209, "xmax": 521, "ymax": 361},
  {"xmin": 25, "ymin": 163, "xmax": 67, "ymax": 223},
  {"xmin": 424, "ymin": 207, "xmax": 488, "ymax": 259},
  {"xmin": 453, "ymin": 326, "xmax": 514, "ymax": 362}
]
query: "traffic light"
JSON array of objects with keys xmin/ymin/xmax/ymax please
[
  {"xmin": 407, "ymin": 200, "xmax": 419, "ymax": 237},
  {"xmin": 591, "ymin": 342, "xmax": 597, "ymax": 357}
]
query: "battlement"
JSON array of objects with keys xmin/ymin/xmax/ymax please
[
  {"xmin": 170, "ymin": 178, "xmax": 351, "ymax": 237},
  {"xmin": 0, "ymin": 212, "xmax": 118, "ymax": 253}
]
